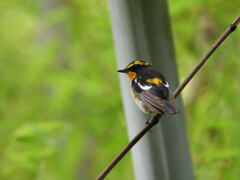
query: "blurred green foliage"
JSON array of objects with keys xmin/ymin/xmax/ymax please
[{"xmin": 0, "ymin": 0, "xmax": 239, "ymax": 179}]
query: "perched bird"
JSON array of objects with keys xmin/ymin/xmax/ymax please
[{"xmin": 118, "ymin": 60, "xmax": 177, "ymax": 123}]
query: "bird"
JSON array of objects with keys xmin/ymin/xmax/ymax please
[{"xmin": 118, "ymin": 60, "xmax": 178, "ymax": 123}]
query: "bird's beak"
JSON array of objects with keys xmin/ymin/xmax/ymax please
[{"xmin": 117, "ymin": 69, "xmax": 128, "ymax": 73}]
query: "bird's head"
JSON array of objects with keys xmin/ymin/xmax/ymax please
[{"xmin": 118, "ymin": 60, "xmax": 150, "ymax": 80}]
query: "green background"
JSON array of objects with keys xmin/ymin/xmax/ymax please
[{"xmin": 0, "ymin": 0, "xmax": 239, "ymax": 179}]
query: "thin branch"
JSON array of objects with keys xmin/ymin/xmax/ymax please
[
  {"xmin": 96, "ymin": 15, "xmax": 240, "ymax": 180},
  {"xmin": 174, "ymin": 16, "xmax": 240, "ymax": 98}
]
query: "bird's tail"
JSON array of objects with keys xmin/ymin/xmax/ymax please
[{"xmin": 164, "ymin": 100, "xmax": 178, "ymax": 114}]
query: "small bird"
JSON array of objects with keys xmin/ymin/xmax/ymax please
[{"xmin": 118, "ymin": 60, "xmax": 177, "ymax": 123}]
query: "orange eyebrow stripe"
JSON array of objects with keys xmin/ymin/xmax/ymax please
[
  {"xmin": 146, "ymin": 78, "xmax": 162, "ymax": 85},
  {"xmin": 127, "ymin": 61, "xmax": 149, "ymax": 69}
]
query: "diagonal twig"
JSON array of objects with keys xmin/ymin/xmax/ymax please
[{"xmin": 96, "ymin": 15, "xmax": 240, "ymax": 180}]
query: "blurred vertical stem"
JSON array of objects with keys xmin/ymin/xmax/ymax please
[{"xmin": 108, "ymin": 0, "xmax": 193, "ymax": 180}]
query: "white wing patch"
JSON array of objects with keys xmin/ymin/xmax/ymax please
[
  {"xmin": 163, "ymin": 82, "xmax": 169, "ymax": 87},
  {"xmin": 135, "ymin": 78, "xmax": 152, "ymax": 90},
  {"xmin": 137, "ymin": 82, "xmax": 152, "ymax": 90}
]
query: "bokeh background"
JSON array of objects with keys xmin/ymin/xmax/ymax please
[{"xmin": 0, "ymin": 0, "xmax": 239, "ymax": 179}]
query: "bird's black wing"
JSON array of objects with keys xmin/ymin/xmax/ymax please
[
  {"xmin": 132, "ymin": 71, "xmax": 177, "ymax": 114},
  {"xmin": 133, "ymin": 88, "xmax": 166, "ymax": 114}
]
